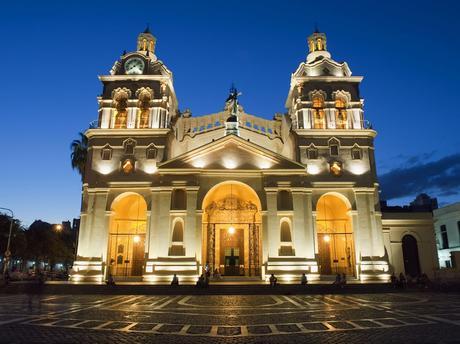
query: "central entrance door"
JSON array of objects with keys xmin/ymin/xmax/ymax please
[
  {"xmin": 224, "ymin": 248, "xmax": 240, "ymax": 275},
  {"xmin": 202, "ymin": 181, "xmax": 262, "ymax": 277},
  {"xmin": 220, "ymin": 227, "xmax": 244, "ymax": 276}
]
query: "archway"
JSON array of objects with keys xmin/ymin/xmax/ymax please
[
  {"xmin": 202, "ymin": 181, "xmax": 262, "ymax": 277},
  {"xmin": 402, "ymin": 235, "xmax": 421, "ymax": 278},
  {"xmin": 108, "ymin": 193, "xmax": 147, "ymax": 277},
  {"xmin": 316, "ymin": 193, "xmax": 355, "ymax": 276}
]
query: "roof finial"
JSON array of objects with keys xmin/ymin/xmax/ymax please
[
  {"xmin": 314, "ymin": 23, "xmax": 320, "ymax": 33},
  {"xmin": 144, "ymin": 23, "xmax": 151, "ymax": 34}
]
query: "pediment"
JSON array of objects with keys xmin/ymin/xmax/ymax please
[{"xmin": 159, "ymin": 135, "xmax": 306, "ymax": 171}]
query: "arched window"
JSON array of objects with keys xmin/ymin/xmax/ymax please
[
  {"xmin": 335, "ymin": 98, "xmax": 348, "ymax": 129},
  {"xmin": 171, "ymin": 189, "xmax": 187, "ymax": 210},
  {"xmin": 138, "ymin": 90, "xmax": 152, "ymax": 128},
  {"xmin": 280, "ymin": 221, "xmax": 292, "ymax": 242},
  {"xmin": 172, "ymin": 220, "xmax": 184, "ymax": 243},
  {"xmin": 312, "ymin": 96, "xmax": 326, "ymax": 129},
  {"xmin": 277, "ymin": 190, "xmax": 293, "ymax": 211},
  {"xmin": 142, "ymin": 38, "xmax": 147, "ymax": 50},
  {"xmin": 113, "ymin": 90, "xmax": 129, "ymax": 129}
]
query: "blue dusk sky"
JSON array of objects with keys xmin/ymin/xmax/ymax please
[{"xmin": 0, "ymin": 0, "xmax": 459, "ymax": 226}]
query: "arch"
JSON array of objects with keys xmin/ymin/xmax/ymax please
[
  {"xmin": 335, "ymin": 97, "xmax": 348, "ymax": 129},
  {"xmin": 310, "ymin": 91, "xmax": 326, "ymax": 129},
  {"xmin": 171, "ymin": 218, "xmax": 184, "ymax": 242},
  {"xmin": 280, "ymin": 218, "xmax": 292, "ymax": 242},
  {"xmin": 201, "ymin": 181, "xmax": 262, "ymax": 277},
  {"xmin": 112, "ymin": 88, "xmax": 130, "ymax": 129},
  {"xmin": 202, "ymin": 180, "xmax": 262, "ymax": 211},
  {"xmin": 136, "ymin": 87, "xmax": 153, "ymax": 128},
  {"xmin": 316, "ymin": 193, "xmax": 355, "ymax": 276},
  {"xmin": 169, "ymin": 217, "xmax": 185, "ymax": 256},
  {"xmin": 402, "ymin": 235, "xmax": 421, "ymax": 277},
  {"xmin": 108, "ymin": 193, "xmax": 147, "ymax": 277}
]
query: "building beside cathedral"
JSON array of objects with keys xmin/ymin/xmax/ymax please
[{"xmin": 71, "ymin": 28, "xmax": 438, "ymax": 283}]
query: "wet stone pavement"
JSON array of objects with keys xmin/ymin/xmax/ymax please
[{"xmin": 1, "ymin": 292, "xmax": 460, "ymax": 343}]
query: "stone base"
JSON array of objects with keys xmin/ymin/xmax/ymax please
[
  {"xmin": 70, "ymin": 259, "xmax": 104, "ymax": 282},
  {"xmin": 358, "ymin": 258, "xmax": 390, "ymax": 282},
  {"xmin": 143, "ymin": 257, "xmax": 200, "ymax": 283},
  {"xmin": 264, "ymin": 257, "xmax": 320, "ymax": 282}
]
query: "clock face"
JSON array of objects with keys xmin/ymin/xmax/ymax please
[{"xmin": 124, "ymin": 57, "xmax": 145, "ymax": 75}]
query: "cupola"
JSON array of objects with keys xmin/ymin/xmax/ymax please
[
  {"xmin": 306, "ymin": 29, "xmax": 331, "ymax": 63},
  {"xmin": 137, "ymin": 25, "xmax": 157, "ymax": 55}
]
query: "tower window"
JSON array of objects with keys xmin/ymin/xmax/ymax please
[
  {"xmin": 330, "ymin": 144, "xmax": 339, "ymax": 156},
  {"xmin": 351, "ymin": 147, "xmax": 362, "ymax": 160},
  {"xmin": 307, "ymin": 147, "xmax": 318, "ymax": 159},
  {"xmin": 124, "ymin": 139, "xmax": 136, "ymax": 155},
  {"xmin": 329, "ymin": 138, "xmax": 340, "ymax": 156},
  {"xmin": 441, "ymin": 225, "xmax": 449, "ymax": 249},
  {"xmin": 146, "ymin": 146, "xmax": 158, "ymax": 160},
  {"xmin": 101, "ymin": 146, "xmax": 112, "ymax": 160}
]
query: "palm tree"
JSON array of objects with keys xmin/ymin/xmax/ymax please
[{"xmin": 70, "ymin": 132, "xmax": 88, "ymax": 181}]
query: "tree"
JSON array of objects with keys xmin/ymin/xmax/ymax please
[
  {"xmin": 0, "ymin": 214, "xmax": 26, "ymax": 263},
  {"xmin": 70, "ymin": 132, "xmax": 88, "ymax": 181},
  {"xmin": 25, "ymin": 221, "xmax": 75, "ymax": 270}
]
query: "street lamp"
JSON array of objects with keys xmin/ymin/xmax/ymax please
[
  {"xmin": 54, "ymin": 224, "xmax": 63, "ymax": 232},
  {"xmin": 0, "ymin": 207, "xmax": 14, "ymax": 277}
]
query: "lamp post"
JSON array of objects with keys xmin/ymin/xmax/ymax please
[{"xmin": 0, "ymin": 207, "xmax": 14, "ymax": 278}]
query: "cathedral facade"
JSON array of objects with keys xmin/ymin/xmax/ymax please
[{"xmin": 71, "ymin": 29, "xmax": 438, "ymax": 283}]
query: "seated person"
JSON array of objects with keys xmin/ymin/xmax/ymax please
[
  {"xmin": 300, "ymin": 273, "xmax": 308, "ymax": 285},
  {"xmin": 171, "ymin": 273, "xmax": 179, "ymax": 286},
  {"xmin": 269, "ymin": 274, "xmax": 278, "ymax": 287}
]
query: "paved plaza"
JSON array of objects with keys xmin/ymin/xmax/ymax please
[{"xmin": 1, "ymin": 291, "xmax": 460, "ymax": 343}]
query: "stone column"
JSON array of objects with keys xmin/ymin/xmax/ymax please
[
  {"xmin": 355, "ymin": 189, "xmax": 385, "ymax": 257},
  {"xmin": 185, "ymin": 187, "xmax": 199, "ymax": 257},
  {"xmin": 265, "ymin": 189, "xmax": 278, "ymax": 257},
  {"xmin": 349, "ymin": 210, "xmax": 360, "ymax": 271},
  {"xmin": 304, "ymin": 191, "xmax": 316, "ymax": 259},
  {"xmin": 158, "ymin": 188, "xmax": 172, "ymax": 257},
  {"xmin": 311, "ymin": 211, "xmax": 318, "ymax": 255},
  {"xmin": 292, "ymin": 190, "xmax": 308, "ymax": 257},
  {"xmin": 148, "ymin": 189, "xmax": 160, "ymax": 259},
  {"xmin": 87, "ymin": 191, "xmax": 109, "ymax": 259}
]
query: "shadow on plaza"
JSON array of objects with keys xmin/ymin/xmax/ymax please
[{"xmin": 1, "ymin": 280, "xmax": 459, "ymax": 296}]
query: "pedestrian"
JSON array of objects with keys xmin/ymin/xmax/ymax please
[{"xmin": 300, "ymin": 273, "xmax": 308, "ymax": 286}]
